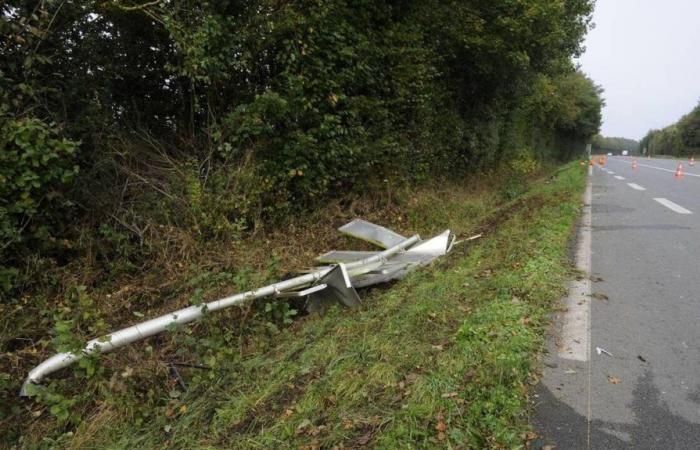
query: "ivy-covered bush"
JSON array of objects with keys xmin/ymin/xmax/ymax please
[{"xmin": 0, "ymin": 117, "xmax": 78, "ymax": 292}]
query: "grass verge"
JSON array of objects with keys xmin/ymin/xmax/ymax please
[{"xmin": 5, "ymin": 163, "xmax": 586, "ymax": 449}]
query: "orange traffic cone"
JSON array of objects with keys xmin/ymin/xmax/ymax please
[
  {"xmin": 690, "ymin": 156, "xmax": 695, "ymax": 167},
  {"xmin": 675, "ymin": 163, "xmax": 684, "ymax": 179},
  {"xmin": 632, "ymin": 160, "xmax": 638, "ymax": 171}
]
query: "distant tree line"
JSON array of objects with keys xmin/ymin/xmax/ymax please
[
  {"xmin": 592, "ymin": 135, "xmax": 640, "ymax": 155},
  {"xmin": 1, "ymin": 0, "xmax": 602, "ymax": 296},
  {"xmin": 640, "ymin": 102, "xmax": 700, "ymax": 156}
]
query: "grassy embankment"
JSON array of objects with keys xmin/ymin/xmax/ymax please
[{"xmin": 8, "ymin": 162, "xmax": 586, "ymax": 449}]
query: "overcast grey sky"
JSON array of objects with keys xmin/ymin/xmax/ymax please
[{"xmin": 577, "ymin": 0, "xmax": 700, "ymax": 140}]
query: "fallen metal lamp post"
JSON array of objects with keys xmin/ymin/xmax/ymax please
[{"xmin": 20, "ymin": 220, "xmax": 453, "ymax": 396}]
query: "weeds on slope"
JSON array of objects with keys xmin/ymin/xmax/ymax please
[{"xmin": 4, "ymin": 163, "xmax": 586, "ymax": 448}]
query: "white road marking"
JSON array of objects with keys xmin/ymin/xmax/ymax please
[
  {"xmin": 619, "ymin": 160, "xmax": 700, "ymax": 178},
  {"xmin": 560, "ymin": 181, "xmax": 592, "ymax": 362},
  {"xmin": 653, "ymin": 198, "xmax": 692, "ymax": 214},
  {"xmin": 608, "ymin": 171, "xmax": 615, "ymax": 174},
  {"xmin": 627, "ymin": 183, "xmax": 646, "ymax": 191},
  {"xmin": 614, "ymin": 175, "xmax": 625, "ymax": 180}
]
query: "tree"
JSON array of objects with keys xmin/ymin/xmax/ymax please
[{"xmin": 1, "ymin": 0, "xmax": 600, "ymax": 298}]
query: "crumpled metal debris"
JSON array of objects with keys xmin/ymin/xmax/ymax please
[{"xmin": 20, "ymin": 220, "xmax": 453, "ymax": 395}]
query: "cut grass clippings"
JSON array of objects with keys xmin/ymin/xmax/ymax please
[{"xmin": 12, "ymin": 163, "xmax": 586, "ymax": 449}]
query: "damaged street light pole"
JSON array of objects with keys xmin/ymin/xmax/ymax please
[{"xmin": 20, "ymin": 231, "xmax": 424, "ymax": 395}]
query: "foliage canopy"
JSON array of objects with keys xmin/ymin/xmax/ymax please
[
  {"xmin": 640, "ymin": 102, "xmax": 700, "ymax": 156},
  {"xmin": 592, "ymin": 135, "xmax": 640, "ymax": 155},
  {"xmin": 1, "ymin": 0, "xmax": 601, "ymax": 292}
]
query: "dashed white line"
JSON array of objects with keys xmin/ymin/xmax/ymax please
[
  {"xmin": 614, "ymin": 175, "xmax": 625, "ymax": 180},
  {"xmin": 653, "ymin": 198, "xmax": 692, "ymax": 214},
  {"xmin": 608, "ymin": 171, "xmax": 616, "ymax": 174},
  {"xmin": 627, "ymin": 183, "xmax": 646, "ymax": 191}
]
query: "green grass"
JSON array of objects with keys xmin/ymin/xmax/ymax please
[{"xmin": 12, "ymin": 163, "xmax": 586, "ymax": 449}]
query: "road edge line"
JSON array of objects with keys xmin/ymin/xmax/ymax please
[{"xmin": 558, "ymin": 179, "xmax": 592, "ymax": 362}]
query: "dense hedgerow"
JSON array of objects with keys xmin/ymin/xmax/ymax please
[{"xmin": 1, "ymin": 0, "xmax": 601, "ymax": 294}]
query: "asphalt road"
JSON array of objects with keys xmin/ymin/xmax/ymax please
[{"xmin": 533, "ymin": 156, "xmax": 700, "ymax": 449}]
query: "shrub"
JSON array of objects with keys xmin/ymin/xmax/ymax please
[{"xmin": 0, "ymin": 117, "xmax": 78, "ymax": 294}]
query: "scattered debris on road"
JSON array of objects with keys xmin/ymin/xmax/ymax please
[
  {"xmin": 596, "ymin": 347, "xmax": 614, "ymax": 357},
  {"xmin": 607, "ymin": 375, "xmax": 621, "ymax": 385}
]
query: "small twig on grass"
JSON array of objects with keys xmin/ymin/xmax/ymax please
[{"xmin": 452, "ymin": 233, "xmax": 483, "ymax": 247}]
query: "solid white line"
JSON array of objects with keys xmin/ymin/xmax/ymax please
[
  {"xmin": 653, "ymin": 198, "xmax": 692, "ymax": 214},
  {"xmin": 560, "ymin": 181, "xmax": 592, "ymax": 362},
  {"xmin": 619, "ymin": 160, "xmax": 700, "ymax": 178},
  {"xmin": 614, "ymin": 175, "xmax": 625, "ymax": 180},
  {"xmin": 627, "ymin": 183, "xmax": 646, "ymax": 191}
]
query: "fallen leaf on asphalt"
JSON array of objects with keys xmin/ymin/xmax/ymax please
[
  {"xmin": 607, "ymin": 375, "xmax": 620, "ymax": 384},
  {"xmin": 591, "ymin": 292, "xmax": 609, "ymax": 301}
]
